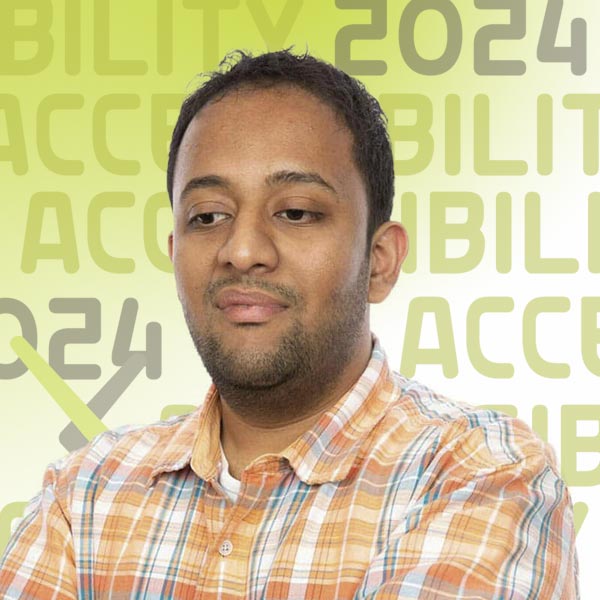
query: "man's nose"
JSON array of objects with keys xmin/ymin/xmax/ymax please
[{"xmin": 216, "ymin": 211, "xmax": 279, "ymax": 274}]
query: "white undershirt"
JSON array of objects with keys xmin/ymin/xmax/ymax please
[{"xmin": 219, "ymin": 445, "xmax": 241, "ymax": 503}]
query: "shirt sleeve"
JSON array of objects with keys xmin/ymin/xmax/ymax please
[
  {"xmin": 0, "ymin": 461, "xmax": 77, "ymax": 600},
  {"xmin": 353, "ymin": 417, "xmax": 579, "ymax": 600}
]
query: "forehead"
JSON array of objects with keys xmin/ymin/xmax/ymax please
[{"xmin": 172, "ymin": 85, "xmax": 366, "ymax": 206}]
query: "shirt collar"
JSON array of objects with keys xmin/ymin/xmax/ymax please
[
  {"xmin": 155, "ymin": 337, "xmax": 394, "ymax": 486},
  {"xmin": 189, "ymin": 385, "xmax": 222, "ymax": 481},
  {"xmin": 148, "ymin": 405, "xmax": 201, "ymax": 481},
  {"xmin": 282, "ymin": 339, "xmax": 392, "ymax": 484}
]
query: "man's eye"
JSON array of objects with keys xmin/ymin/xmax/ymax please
[
  {"xmin": 190, "ymin": 212, "xmax": 228, "ymax": 226},
  {"xmin": 278, "ymin": 209, "xmax": 322, "ymax": 223}
]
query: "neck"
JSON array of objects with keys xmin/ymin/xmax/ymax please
[{"xmin": 220, "ymin": 335, "xmax": 372, "ymax": 479}]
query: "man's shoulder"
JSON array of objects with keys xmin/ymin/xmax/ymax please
[
  {"xmin": 379, "ymin": 371, "xmax": 555, "ymax": 472},
  {"xmin": 390, "ymin": 373, "xmax": 513, "ymax": 428},
  {"xmin": 47, "ymin": 409, "xmax": 200, "ymax": 499}
]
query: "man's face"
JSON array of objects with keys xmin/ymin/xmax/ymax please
[{"xmin": 169, "ymin": 86, "xmax": 374, "ymax": 415}]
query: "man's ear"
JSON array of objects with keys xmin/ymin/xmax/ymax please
[
  {"xmin": 368, "ymin": 221, "xmax": 408, "ymax": 303},
  {"xmin": 168, "ymin": 232, "xmax": 174, "ymax": 262}
]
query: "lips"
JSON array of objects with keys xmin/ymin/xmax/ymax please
[{"xmin": 215, "ymin": 289, "xmax": 289, "ymax": 324}]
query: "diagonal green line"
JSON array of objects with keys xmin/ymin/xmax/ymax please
[{"xmin": 10, "ymin": 336, "xmax": 108, "ymax": 442}]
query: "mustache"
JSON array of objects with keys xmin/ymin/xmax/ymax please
[{"xmin": 205, "ymin": 277, "xmax": 302, "ymax": 307}]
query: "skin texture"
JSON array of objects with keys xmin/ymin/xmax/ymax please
[{"xmin": 169, "ymin": 85, "xmax": 407, "ymax": 477}]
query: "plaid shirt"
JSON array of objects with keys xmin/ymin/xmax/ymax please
[{"xmin": 0, "ymin": 341, "xmax": 578, "ymax": 599}]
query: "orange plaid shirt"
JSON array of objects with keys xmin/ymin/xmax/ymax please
[{"xmin": 0, "ymin": 341, "xmax": 578, "ymax": 599}]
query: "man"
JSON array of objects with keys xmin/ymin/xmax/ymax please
[{"xmin": 0, "ymin": 50, "xmax": 577, "ymax": 599}]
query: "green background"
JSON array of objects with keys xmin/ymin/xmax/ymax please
[{"xmin": 1, "ymin": 1, "xmax": 598, "ymax": 595}]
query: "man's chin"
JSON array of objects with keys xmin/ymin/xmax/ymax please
[
  {"xmin": 191, "ymin": 325, "xmax": 304, "ymax": 389},
  {"xmin": 203, "ymin": 350, "xmax": 299, "ymax": 390}
]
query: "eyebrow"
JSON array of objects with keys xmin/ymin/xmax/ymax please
[
  {"xmin": 179, "ymin": 175, "xmax": 229, "ymax": 203},
  {"xmin": 265, "ymin": 170, "xmax": 338, "ymax": 196},
  {"xmin": 179, "ymin": 170, "xmax": 339, "ymax": 203}
]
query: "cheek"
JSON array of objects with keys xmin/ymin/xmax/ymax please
[
  {"xmin": 173, "ymin": 248, "xmax": 210, "ymax": 299},
  {"xmin": 298, "ymin": 249, "xmax": 363, "ymax": 300}
]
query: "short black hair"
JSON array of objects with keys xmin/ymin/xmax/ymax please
[{"xmin": 167, "ymin": 49, "xmax": 394, "ymax": 240}]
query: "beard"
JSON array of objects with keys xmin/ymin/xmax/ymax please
[{"xmin": 180, "ymin": 258, "xmax": 371, "ymax": 423}]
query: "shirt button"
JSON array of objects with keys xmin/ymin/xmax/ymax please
[{"xmin": 219, "ymin": 539, "xmax": 233, "ymax": 556}]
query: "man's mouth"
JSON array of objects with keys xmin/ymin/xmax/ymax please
[{"xmin": 215, "ymin": 289, "xmax": 289, "ymax": 324}]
